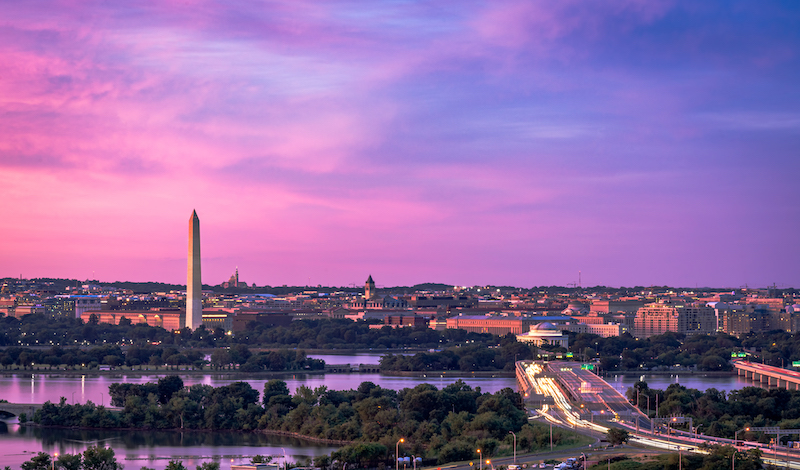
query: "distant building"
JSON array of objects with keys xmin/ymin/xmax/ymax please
[
  {"xmin": 747, "ymin": 297, "xmax": 785, "ymax": 314},
  {"xmin": 563, "ymin": 322, "xmax": 628, "ymax": 337},
  {"xmin": 71, "ymin": 295, "xmax": 104, "ymax": 319},
  {"xmin": 202, "ymin": 309, "xmax": 235, "ymax": 332},
  {"xmin": 12, "ymin": 303, "xmax": 46, "ymax": 318},
  {"xmin": 82, "ymin": 309, "xmax": 185, "ymax": 331},
  {"xmin": 633, "ymin": 303, "xmax": 716, "ymax": 338},
  {"xmin": 381, "ymin": 314, "xmax": 429, "ymax": 328},
  {"xmin": 568, "ymin": 312, "xmax": 607, "ymax": 325},
  {"xmin": 590, "ymin": 299, "xmax": 645, "ymax": 315},
  {"xmin": 365, "ymin": 275, "xmax": 376, "ymax": 300},
  {"xmin": 768, "ymin": 309, "xmax": 800, "ymax": 333},
  {"xmin": 408, "ymin": 295, "xmax": 477, "ymax": 309},
  {"xmin": 231, "ymin": 311, "xmax": 292, "ymax": 332},
  {"xmin": 0, "ymin": 299, "xmax": 14, "ymax": 317},
  {"xmin": 44, "ymin": 297, "xmax": 76, "ymax": 319},
  {"xmin": 221, "ymin": 267, "xmax": 240, "ymax": 289},
  {"xmin": 516, "ymin": 322, "xmax": 569, "ymax": 348},
  {"xmin": 349, "ymin": 295, "xmax": 409, "ymax": 310},
  {"xmin": 446, "ymin": 315, "xmax": 573, "ymax": 336}
]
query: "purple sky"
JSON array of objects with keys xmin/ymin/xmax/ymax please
[{"xmin": 1, "ymin": 1, "xmax": 798, "ymax": 288}]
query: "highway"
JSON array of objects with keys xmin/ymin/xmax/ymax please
[{"xmin": 519, "ymin": 360, "xmax": 800, "ymax": 468}]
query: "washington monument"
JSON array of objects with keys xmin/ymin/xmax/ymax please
[{"xmin": 187, "ymin": 210, "xmax": 202, "ymax": 329}]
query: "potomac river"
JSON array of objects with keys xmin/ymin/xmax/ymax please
[{"xmin": 0, "ymin": 353, "xmax": 754, "ymax": 469}]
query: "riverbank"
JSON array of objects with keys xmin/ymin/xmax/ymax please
[
  {"xmin": 0, "ymin": 364, "xmax": 517, "ymax": 378},
  {"xmin": 17, "ymin": 421, "xmax": 353, "ymax": 446},
  {"xmin": 605, "ymin": 370, "xmax": 735, "ymax": 377},
  {"xmin": 382, "ymin": 370, "xmax": 515, "ymax": 378}
]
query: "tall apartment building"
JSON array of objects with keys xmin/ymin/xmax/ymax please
[{"xmin": 634, "ymin": 303, "xmax": 717, "ymax": 338}]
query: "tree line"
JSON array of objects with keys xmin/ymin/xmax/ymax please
[
  {"xmin": 0, "ymin": 344, "xmax": 323, "ymax": 372},
  {"xmin": 32, "ymin": 378, "xmax": 582, "ymax": 465},
  {"xmin": 9, "ymin": 312, "xmax": 800, "ymax": 374},
  {"xmin": 0, "ymin": 314, "xmax": 494, "ymax": 350},
  {"xmin": 380, "ymin": 333, "xmax": 534, "ymax": 372},
  {"xmin": 628, "ymin": 381, "xmax": 800, "ymax": 443}
]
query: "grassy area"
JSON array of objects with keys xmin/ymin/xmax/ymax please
[{"xmin": 490, "ymin": 421, "xmax": 596, "ymax": 460}]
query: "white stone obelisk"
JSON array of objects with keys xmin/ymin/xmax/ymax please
[{"xmin": 186, "ymin": 210, "xmax": 202, "ymax": 330}]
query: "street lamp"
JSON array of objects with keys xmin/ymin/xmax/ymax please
[
  {"xmin": 735, "ymin": 427, "xmax": 750, "ymax": 447},
  {"xmin": 509, "ymin": 431, "xmax": 517, "ymax": 464},
  {"xmin": 581, "ymin": 453, "xmax": 586, "ymax": 470},
  {"xmin": 731, "ymin": 451, "xmax": 741, "ymax": 470},
  {"xmin": 411, "ymin": 455, "xmax": 416, "ymax": 470},
  {"xmin": 477, "ymin": 449, "xmax": 482, "ymax": 470},
  {"xmin": 282, "ymin": 447, "xmax": 287, "ymax": 470},
  {"xmin": 396, "ymin": 438, "xmax": 404, "ymax": 470},
  {"xmin": 52, "ymin": 452, "xmax": 58, "ymax": 470}
]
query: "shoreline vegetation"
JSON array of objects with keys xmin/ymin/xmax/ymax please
[
  {"xmin": 28, "ymin": 377, "xmax": 586, "ymax": 465},
  {"xmin": 4, "ymin": 313, "xmax": 799, "ymax": 376},
  {"xmin": 0, "ymin": 365, "xmax": 741, "ymax": 378}
]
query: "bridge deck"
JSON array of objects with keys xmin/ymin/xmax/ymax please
[{"xmin": 734, "ymin": 360, "xmax": 800, "ymax": 390}]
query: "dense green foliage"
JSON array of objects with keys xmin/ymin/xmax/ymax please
[
  {"xmin": 20, "ymin": 445, "xmax": 122, "ymax": 470},
  {"xmin": 380, "ymin": 333, "xmax": 534, "ymax": 371},
  {"xmin": 629, "ymin": 381, "xmax": 800, "ymax": 442},
  {"xmin": 0, "ymin": 343, "xmax": 321, "ymax": 372},
  {"xmin": 606, "ymin": 428, "xmax": 629, "ymax": 445},
  {"xmin": 7, "ymin": 310, "xmax": 800, "ymax": 373},
  {"xmin": 0, "ymin": 314, "xmax": 493, "ymax": 351},
  {"xmin": 569, "ymin": 331, "xmax": 738, "ymax": 371},
  {"xmin": 32, "ymin": 379, "xmax": 580, "ymax": 464},
  {"xmin": 231, "ymin": 320, "xmax": 492, "ymax": 349}
]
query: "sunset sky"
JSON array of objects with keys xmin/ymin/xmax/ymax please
[{"xmin": 1, "ymin": 1, "xmax": 798, "ymax": 288}]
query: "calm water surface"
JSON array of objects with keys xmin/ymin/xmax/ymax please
[
  {"xmin": 0, "ymin": 353, "xmax": 760, "ymax": 470},
  {"xmin": 0, "ymin": 367, "xmax": 514, "ymax": 469},
  {"xmin": 608, "ymin": 373, "xmax": 753, "ymax": 395}
]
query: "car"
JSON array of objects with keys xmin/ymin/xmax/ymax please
[{"xmin": 539, "ymin": 463, "xmax": 547, "ymax": 468}]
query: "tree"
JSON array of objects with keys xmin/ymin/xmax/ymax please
[
  {"xmin": 56, "ymin": 453, "xmax": 82, "ymax": 470},
  {"xmin": 197, "ymin": 463, "xmax": 220, "ymax": 470},
  {"xmin": 82, "ymin": 445, "xmax": 123, "ymax": 470},
  {"xmin": 165, "ymin": 460, "xmax": 188, "ymax": 470},
  {"xmin": 210, "ymin": 349, "xmax": 230, "ymax": 370},
  {"xmin": 21, "ymin": 452, "xmax": 51, "ymax": 470},
  {"xmin": 158, "ymin": 375, "xmax": 185, "ymax": 403},
  {"xmin": 263, "ymin": 379, "xmax": 290, "ymax": 406},
  {"xmin": 606, "ymin": 428, "xmax": 630, "ymax": 445}
]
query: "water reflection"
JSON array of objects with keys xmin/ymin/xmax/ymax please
[
  {"xmin": 30, "ymin": 426, "xmax": 337, "ymax": 451},
  {"xmin": 2, "ymin": 422, "xmax": 338, "ymax": 470}
]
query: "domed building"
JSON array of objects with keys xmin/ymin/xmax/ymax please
[{"xmin": 516, "ymin": 321, "xmax": 569, "ymax": 348}]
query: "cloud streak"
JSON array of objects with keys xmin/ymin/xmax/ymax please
[{"xmin": 0, "ymin": 0, "xmax": 798, "ymax": 287}]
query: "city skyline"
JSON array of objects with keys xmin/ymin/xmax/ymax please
[{"xmin": 1, "ymin": 2, "xmax": 798, "ymax": 288}]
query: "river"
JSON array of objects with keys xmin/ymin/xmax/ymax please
[
  {"xmin": 0, "ymin": 353, "xmax": 761, "ymax": 470},
  {"xmin": 0, "ymin": 352, "xmax": 515, "ymax": 469}
]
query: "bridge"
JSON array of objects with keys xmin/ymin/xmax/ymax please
[
  {"xmin": 733, "ymin": 360, "xmax": 800, "ymax": 390},
  {"xmin": 516, "ymin": 360, "xmax": 648, "ymax": 431},
  {"xmin": 0, "ymin": 402, "xmax": 43, "ymax": 419}
]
